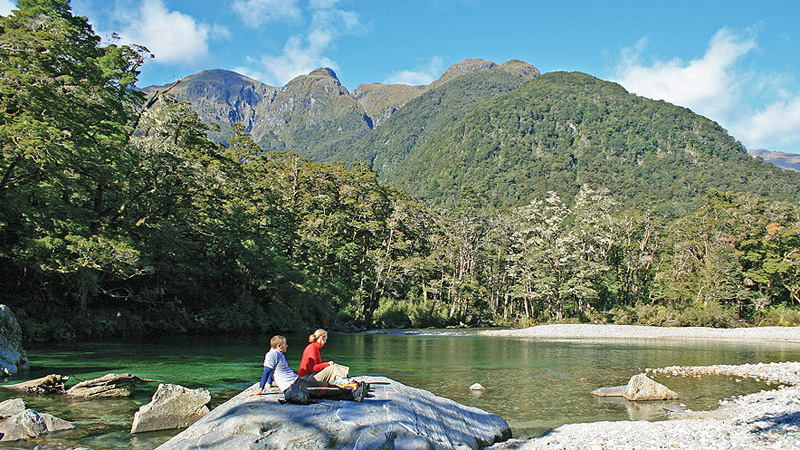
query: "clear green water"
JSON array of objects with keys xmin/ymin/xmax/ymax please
[{"xmin": 1, "ymin": 330, "xmax": 798, "ymax": 449}]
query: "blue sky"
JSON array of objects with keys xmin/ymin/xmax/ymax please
[{"xmin": 3, "ymin": 1, "xmax": 800, "ymax": 155}]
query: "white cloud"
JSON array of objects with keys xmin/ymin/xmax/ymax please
[
  {"xmin": 614, "ymin": 28, "xmax": 756, "ymax": 123},
  {"xmin": 232, "ymin": 0, "xmax": 301, "ymax": 28},
  {"xmin": 385, "ymin": 57, "xmax": 445, "ymax": 85},
  {"xmin": 115, "ymin": 0, "xmax": 225, "ymax": 66},
  {"xmin": 737, "ymin": 97, "xmax": 800, "ymax": 150},
  {"xmin": 242, "ymin": 0, "xmax": 362, "ymax": 86},
  {"xmin": 613, "ymin": 26, "xmax": 800, "ymax": 153},
  {"xmin": 0, "ymin": 0, "xmax": 15, "ymax": 16}
]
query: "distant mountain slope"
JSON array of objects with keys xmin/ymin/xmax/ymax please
[
  {"xmin": 384, "ymin": 72, "xmax": 800, "ymax": 214},
  {"xmin": 142, "ymin": 58, "xmax": 538, "ymax": 162},
  {"xmin": 352, "ymin": 58, "xmax": 539, "ymax": 128},
  {"xmin": 335, "ymin": 63, "xmax": 540, "ymax": 173},
  {"xmin": 142, "ymin": 69, "xmax": 278, "ymax": 144},
  {"xmin": 749, "ymin": 149, "xmax": 800, "ymax": 172}
]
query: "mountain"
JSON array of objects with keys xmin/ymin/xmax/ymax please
[
  {"xmin": 749, "ymin": 149, "xmax": 800, "ymax": 172},
  {"xmin": 142, "ymin": 58, "xmax": 539, "ymax": 161},
  {"xmin": 142, "ymin": 60, "xmax": 800, "ymax": 215},
  {"xmin": 380, "ymin": 71, "xmax": 800, "ymax": 214}
]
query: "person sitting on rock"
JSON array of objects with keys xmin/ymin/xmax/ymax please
[
  {"xmin": 252, "ymin": 335, "xmax": 366, "ymax": 402},
  {"xmin": 298, "ymin": 329, "xmax": 349, "ymax": 383}
]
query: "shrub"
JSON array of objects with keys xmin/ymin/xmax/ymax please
[{"xmin": 755, "ymin": 304, "xmax": 800, "ymax": 327}]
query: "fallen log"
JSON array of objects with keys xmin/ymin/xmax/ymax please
[{"xmin": 66, "ymin": 373, "xmax": 162, "ymax": 399}]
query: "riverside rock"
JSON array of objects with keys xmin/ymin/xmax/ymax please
[
  {"xmin": 156, "ymin": 376, "xmax": 511, "ymax": 450},
  {"xmin": 0, "ymin": 305, "xmax": 29, "ymax": 377},
  {"xmin": 623, "ymin": 374, "xmax": 679, "ymax": 401},
  {"xmin": 0, "ymin": 409, "xmax": 75, "ymax": 442},
  {"xmin": 130, "ymin": 383, "xmax": 211, "ymax": 433}
]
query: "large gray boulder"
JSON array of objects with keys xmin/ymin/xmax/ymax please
[
  {"xmin": 156, "ymin": 376, "xmax": 511, "ymax": 450},
  {"xmin": 623, "ymin": 374, "xmax": 679, "ymax": 401},
  {"xmin": 0, "ymin": 409, "xmax": 75, "ymax": 442},
  {"xmin": 0, "ymin": 305, "xmax": 29, "ymax": 377},
  {"xmin": 131, "ymin": 383, "xmax": 211, "ymax": 433}
]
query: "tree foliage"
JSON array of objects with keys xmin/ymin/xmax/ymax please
[{"xmin": 2, "ymin": 3, "xmax": 799, "ymax": 341}]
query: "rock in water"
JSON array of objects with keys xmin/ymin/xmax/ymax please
[
  {"xmin": 155, "ymin": 376, "xmax": 511, "ymax": 450},
  {"xmin": 623, "ymin": 374, "xmax": 679, "ymax": 401},
  {"xmin": 0, "ymin": 305, "xmax": 29, "ymax": 377},
  {"xmin": 0, "ymin": 409, "xmax": 75, "ymax": 442},
  {"xmin": 131, "ymin": 384, "xmax": 211, "ymax": 433},
  {"xmin": 469, "ymin": 383, "xmax": 486, "ymax": 390}
]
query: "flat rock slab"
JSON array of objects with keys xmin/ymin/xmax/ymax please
[{"xmin": 156, "ymin": 376, "xmax": 511, "ymax": 450}]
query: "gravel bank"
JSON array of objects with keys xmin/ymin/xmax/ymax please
[
  {"xmin": 477, "ymin": 323, "xmax": 800, "ymax": 342},
  {"xmin": 482, "ymin": 325, "xmax": 800, "ymax": 450}
]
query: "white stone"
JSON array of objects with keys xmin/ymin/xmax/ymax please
[
  {"xmin": 469, "ymin": 383, "xmax": 486, "ymax": 390},
  {"xmin": 623, "ymin": 374, "xmax": 679, "ymax": 401}
]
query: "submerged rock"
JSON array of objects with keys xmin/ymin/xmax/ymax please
[
  {"xmin": 623, "ymin": 374, "xmax": 679, "ymax": 401},
  {"xmin": 0, "ymin": 306, "xmax": 29, "ymax": 377},
  {"xmin": 590, "ymin": 385, "xmax": 626, "ymax": 397},
  {"xmin": 155, "ymin": 376, "xmax": 511, "ymax": 450},
  {"xmin": 131, "ymin": 383, "xmax": 211, "ymax": 433},
  {"xmin": 0, "ymin": 409, "xmax": 74, "ymax": 442}
]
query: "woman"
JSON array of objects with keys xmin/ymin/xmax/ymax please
[{"xmin": 298, "ymin": 329, "xmax": 349, "ymax": 382}]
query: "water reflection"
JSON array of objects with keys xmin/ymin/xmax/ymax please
[{"xmin": 0, "ymin": 331, "xmax": 796, "ymax": 448}]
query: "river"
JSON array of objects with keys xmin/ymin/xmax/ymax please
[{"xmin": 1, "ymin": 330, "xmax": 798, "ymax": 449}]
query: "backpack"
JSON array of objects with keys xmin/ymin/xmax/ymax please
[{"xmin": 280, "ymin": 384, "xmax": 314, "ymax": 405}]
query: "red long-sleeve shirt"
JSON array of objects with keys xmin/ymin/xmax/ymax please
[{"xmin": 298, "ymin": 341, "xmax": 330, "ymax": 377}]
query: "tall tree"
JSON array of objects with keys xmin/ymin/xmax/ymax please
[{"xmin": 0, "ymin": 0, "xmax": 148, "ymax": 313}]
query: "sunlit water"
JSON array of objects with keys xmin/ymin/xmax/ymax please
[{"xmin": 1, "ymin": 330, "xmax": 798, "ymax": 449}]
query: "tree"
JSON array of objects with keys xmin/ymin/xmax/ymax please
[{"xmin": 0, "ymin": 0, "xmax": 148, "ymax": 314}]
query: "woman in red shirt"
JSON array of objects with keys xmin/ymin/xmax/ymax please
[{"xmin": 298, "ymin": 329, "xmax": 349, "ymax": 382}]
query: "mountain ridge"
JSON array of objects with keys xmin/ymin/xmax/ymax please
[{"xmin": 141, "ymin": 59, "xmax": 800, "ymax": 213}]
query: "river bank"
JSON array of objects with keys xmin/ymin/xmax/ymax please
[
  {"xmin": 481, "ymin": 324, "xmax": 800, "ymax": 449},
  {"xmin": 476, "ymin": 323, "xmax": 800, "ymax": 342}
]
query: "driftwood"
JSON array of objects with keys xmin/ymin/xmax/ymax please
[
  {"xmin": 66, "ymin": 373, "xmax": 162, "ymax": 399},
  {"xmin": 0, "ymin": 374, "xmax": 68, "ymax": 394}
]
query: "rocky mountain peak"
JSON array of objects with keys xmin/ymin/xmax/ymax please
[
  {"xmin": 432, "ymin": 58, "xmax": 497, "ymax": 87},
  {"xmin": 498, "ymin": 60, "xmax": 540, "ymax": 78},
  {"xmin": 303, "ymin": 67, "xmax": 342, "ymax": 85}
]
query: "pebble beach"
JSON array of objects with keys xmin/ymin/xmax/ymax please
[{"xmin": 482, "ymin": 324, "xmax": 800, "ymax": 450}]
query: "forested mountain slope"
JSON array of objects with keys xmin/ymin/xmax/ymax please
[
  {"xmin": 382, "ymin": 72, "xmax": 800, "ymax": 215},
  {"xmin": 329, "ymin": 64, "xmax": 540, "ymax": 171}
]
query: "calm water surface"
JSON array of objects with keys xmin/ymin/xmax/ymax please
[{"xmin": 1, "ymin": 330, "xmax": 799, "ymax": 449}]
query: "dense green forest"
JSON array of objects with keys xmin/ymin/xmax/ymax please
[
  {"xmin": 371, "ymin": 72, "xmax": 800, "ymax": 215},
  {"xmin": 1, "ymin": 1, "xmax": 799, "ymax": 343}
]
